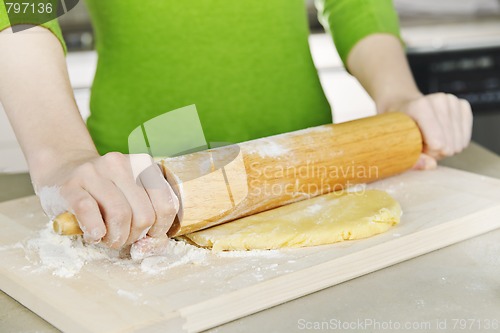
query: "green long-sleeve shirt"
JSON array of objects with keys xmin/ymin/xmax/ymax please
[{"xmin": 1, "ymin": 0, "xmax": 401, "ymax": 155}]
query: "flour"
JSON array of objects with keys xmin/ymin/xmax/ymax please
[
  {"xmin": 19, "ymin": 222, "xmax": 282, "ymax": 278},
  {"xmin": 22, "ymin": 223, "xmax": 209, "ymax": 277},
  {"xmin": 25, "ymin": 222, "xmax": 116, "ymax": 278},
  {"xmin": 216, "ymin": 249, "xmax": 284, "ymax": 258},
  {"xmin": 117, "ymin": 289, "xmax": 142, "ymax": 301},
  {"xmin": 138, "ymin": 240, "xmax": 284, "ymax": 274},
  {"xmin": 138, "ymin": 239, "xmax": 209, "ymax": 274},
  {"xmin": 249, "ymin": 140, "xmax": 289, "ymax": 158},
  {"xmin": 345, "ymin": 183, "xmax": 367, "ymax": 193},
  {"xmin": 0, "ymin": 242, "xmax": 23, "ymax": 251},
  {"xmin": 306, "ymin": 204, "xmax": 323, "ymax": 214},
  {"xmin": 139, "ymin": 253, "xmax": 204, "ymax": 274}
]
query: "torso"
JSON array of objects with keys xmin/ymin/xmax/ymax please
[{"xmin": 84, "ymin": 0, "xmax": 332, "ymax": 154}]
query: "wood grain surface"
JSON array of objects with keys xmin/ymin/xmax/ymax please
[
  {"xmin": 1, "ymin": 167, "xmax": 500, "ymax": 332},
  {"xmin": 163, "ymin": 112, "xmax": 421, "ymax": 236},
  {"xmin": 53, "ymin": 112, "xmax": 422, "ymax": 237}
]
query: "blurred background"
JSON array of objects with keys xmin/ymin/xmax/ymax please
[
  {"xmin": 1, "ymin": 0, "xmax": 500, "ymax": 172},
  {"xmin": 58, "ymin": 0, "xmax": 500, "ymax": 51}
]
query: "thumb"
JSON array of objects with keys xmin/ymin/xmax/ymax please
[{"xmin": 412, "ymin": 153, "xmax": 437, "ymax": 171}]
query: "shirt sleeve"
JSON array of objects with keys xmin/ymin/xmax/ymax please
[
  {"xmin": 316, "ymin": 0, "xmax": 402, "ymax": 66},
  {"xmin": 0, "ymin": 1, "xmax": 67, "ymax": 54}
]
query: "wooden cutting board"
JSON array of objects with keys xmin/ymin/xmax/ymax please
[{"xmin": 1, "ymin": 167, "xmax": 500, "ymax": 333}]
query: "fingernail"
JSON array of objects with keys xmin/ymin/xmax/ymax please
[
  {"xmin": 84, "ymin": 235, "xmax": 101, "ymax": 245},
  {"xmin": 139, "ymin": 226, "xmax": 152, "ymax": 240},
  {"xmin": 149, "ymin": 228, "xmax": 167, "ymax": 238},
  {"xmin": 413, "ymin": 159, "xmax": 424, "ymax": 170}
]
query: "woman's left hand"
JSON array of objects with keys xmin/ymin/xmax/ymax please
[{"xmin": 390, "ymin": 93, "xmax": 473, "ymax": 170}]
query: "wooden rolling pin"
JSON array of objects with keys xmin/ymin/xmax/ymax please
[{"xmin": 53, "ymin": 112, "xmax": 422, "ymax": 237}]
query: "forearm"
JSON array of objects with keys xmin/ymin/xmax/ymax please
[
  {"xmin": 0, "ymin": 26, "xmax": 97, "ymax": 184},
  {"xmin": 346, "ymin": 34, "xmax": 422, "ymax": 113},
  {"xmin": 346, "ymin": 33, "xmax": 472, "ymax": 165}
]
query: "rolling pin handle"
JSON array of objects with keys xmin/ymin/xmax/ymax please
[{"xmin": 53, "ymin": 212, "xmax": 83, "ymax": 236}]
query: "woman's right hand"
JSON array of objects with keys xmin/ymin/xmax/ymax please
[
  {"xmin": 35, "ymin": 150, "xmax": 179, "ymax": 249},
  {"xmin": 1, "ymin": 27, "xmax": 179, "ymax": 248}
]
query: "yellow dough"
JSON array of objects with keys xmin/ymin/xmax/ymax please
[{"xmin": 184, "ymin": 190, "xmax": 401, "ymax": 251}]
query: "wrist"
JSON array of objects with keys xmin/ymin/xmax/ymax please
[
  {"xmin": 375, "ymin": 89, "xmax": 424, "ymax": 114},
  {"xmin": 29, "ymin": 147, "xmax": 99, "ymax": 186}
]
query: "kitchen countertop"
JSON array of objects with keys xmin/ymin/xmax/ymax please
[{"xmin": 1, "ymin": 142, "xmax": 499, "ymax": 333}]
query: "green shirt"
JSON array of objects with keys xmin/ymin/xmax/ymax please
[{"xmin": 1, "ymin": 0, "xmax": 401, "ymax": 155}]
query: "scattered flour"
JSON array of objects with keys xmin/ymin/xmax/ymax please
[
  {"xmin": 139, "ymin": 240, "xmax": 209, "ymax": 274},
  {"xmin": 346, "ymin": 183, "xmax": 367, "ymax": 193},
  {"xmin": 0, "ymin": 242, "xmax": 23, "ymax": 251},
  {"xmin": 25, "ymin": 222, "xmax": 116, "ymax": 278},
  {"xmin": 306, "ymin": 204, "xmax": 323, "ymax": 214},
  {"xmin": 251, "ymin": 140, "xmax": 289, "ymax": 158},
  {"xmin": 117, "ymin": 289, "xmax": 142, "ymax": 301},
  {"xmin": 216, "ymin": 249, "xmax": 283, "ymax": 258},
  {"xmin": 18, "ymin": 222, "xmax": 283, "ymax": 278}
]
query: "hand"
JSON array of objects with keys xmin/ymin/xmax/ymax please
[
  {"xmin": 345, "ymin": 34, "xmax": 473, "ymax": 169},
  {"xmin": 35, "ymin": 151, "xmax": 179, "ymax": 249},
  {"xmin": 389, "ymin": 93, "xmax": 473, "ymax": 170}
]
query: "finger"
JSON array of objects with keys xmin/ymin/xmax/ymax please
[
  {"xmin": 447, "ymin": 94, "xmax": 463, "ymax": 153},
  {"xmin": 428, "ymin": 93, "xmax": 454, "ymax": 157},
  {"xmin": 460, "ymin": 99, "xmax": 473, "ymax": 147},
  {"xmin": 410, "ymin": 97, "xmax": 445, "ymax": 158},
  {"xmin": 139, "ymin": 164, "xmax": 179, "ymax": 237},
  {"xmin": 411, "ymin": 155, "xmax": 426, "ymax": 171},
  {"xmin": 81, "ymin": 178, "xmax": 133, "ymax": 249},
  {"xmin": 99, "ymin": 153, "xmax": 156, "ymax": 245},
  {"xmin": 64, "ymin": 188, "xmax": 106, "ymax": 244},
  {"xmin": 412, "ymin": 153, "xmax": 437, "ymax": 171},
  {"xmin": 110, "ymin": 173, "xmax": 156, "ymax": 245},
  {"xmin": 130, "ymin": 236, "xmax": 171, "ymax": 261},
  {"xmin": 117, "ymin": 181, "xmax": 156, "ymax": 245}
]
